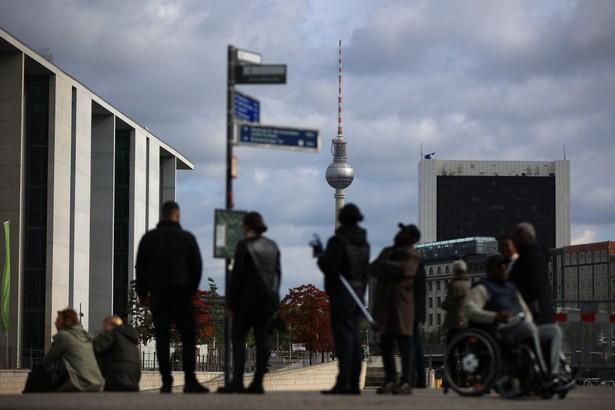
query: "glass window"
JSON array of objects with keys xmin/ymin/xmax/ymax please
[{"xmin": 586, "ymin": 251, "xmax": 591, "ymax": 263}]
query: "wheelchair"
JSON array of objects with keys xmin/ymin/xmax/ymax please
[{"xmin": 442, "ymin": 326, "xmax": 571, "ymax": 399}]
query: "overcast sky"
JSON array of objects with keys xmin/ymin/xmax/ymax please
[{"xmin": 1, "ymin": 0, "xmax": 614, "ymax": 295}]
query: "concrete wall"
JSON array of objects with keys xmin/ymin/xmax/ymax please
[{"xmin": 0, "ymin": 361, "xmax": 364, "ymax": 394}]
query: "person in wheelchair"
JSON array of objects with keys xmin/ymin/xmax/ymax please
[{"xmin": 463, "ymin": 254, "xmax": 575, "ymax": 395}]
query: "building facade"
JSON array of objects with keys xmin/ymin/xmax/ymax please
[
  {"xmin": 418, "ymin": 159, "xmax": 571, "ymax": 248},
  {"xmin": 416, "ymin": 237, "xmax": 498, "ymax": 332},
  {"xmin": 549, "ymin": 241, "xmax": 615, "ymax": 313},
  {"xmin": 0, "ymin": 27, "xmax": 193, "ymax": 365}
]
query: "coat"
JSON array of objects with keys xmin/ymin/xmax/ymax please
[
  {"xmin": 229, "ymin": 235, "xmax": 282, "ymax": 314},
  {"xmin": 94, "ymin": 324, "xmax": 141, "ymax": 391},
  {"xmin": 369, "ymin": 245, "xmax": 420, "ymax": 335},
  {"xmin": 441, "ymin": 273, "xmax": 471, "ymax": 330},
  {"xmin": 42, "ymin": 325, "xmax": 105, "ymax": 392},
  {"xmin": 509, "ymin": 242, "xmax": 555, "ymax": 325}
]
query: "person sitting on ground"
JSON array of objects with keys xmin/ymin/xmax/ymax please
[
  {"xmin": 94, "ymin": 315, "xmax": 141, "ymax": 391},
  {"xmin": 463, "ymin": 255, "xmax": 574, "ymax": 395},
  {"xmin": 26, "ymin": 308, "xmax": 105, "ymax": 392}
]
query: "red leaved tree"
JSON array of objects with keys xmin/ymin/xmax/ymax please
[{"xmin": 279, "ymin": 284, "xmax": 333, "ymax": 358}]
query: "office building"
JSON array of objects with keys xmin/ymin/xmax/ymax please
[
  {"xmin": 0, "ymin": 27, "xmax": 193, "ymax": 365},
  {"xmin": 418, "ymin": 159, "xmax": 571, "ymax": 248}
]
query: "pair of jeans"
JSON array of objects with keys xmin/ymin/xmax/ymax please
[
  {"xmin": 380, "ymin": 334, "xmax": 413, "ymax": 383},
  {"xmin": 150, "ymin": 291, "xmax": 197, "ymax": 383},
  {"xmin": 329, "ymin": 291, "xmax": 363, "ymax": 389},
  {"xmin": 231, "ymin": 311, "xmax": 273, "ymax": 387}
]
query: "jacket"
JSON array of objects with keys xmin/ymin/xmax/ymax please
[
  {"xmin": 42, "ymin": 325, "xmax": 105, "ymax": 392},
  {"xmin": 229, "ymin": 235, "xmax": 281, "ymax": 314},
  {"xmin": 441, "ymin": 273, "xmax": 471, "ymax": 330},
  {"xmin": 463, "ymin": 279, "xmax": 533, "ymax": 326},
  {"xmin": 135, "ymin": 220, "xmax": 202, "ymax": 297},
  {"xmin": 318, "ymin": 224, "xmax": 370, "ymax": 297},
  {"xmin": 94, "ymin": 324, "xmax": 141, "ymax": 391},
  {"xmin": 509, "ymin": 242, "xmax": 554, "ymax": 325},
  {"xmin": 369, "ymin": 245, "xmax": 420, "ymax": 335}
]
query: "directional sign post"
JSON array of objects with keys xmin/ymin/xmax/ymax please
[
  {"xmin": 235, "ymin": 123, "xmax": 320, "ymax": 152},
  {"xmin": 234, "ymin": 91, "xmax": 260, "ymax": 123}
]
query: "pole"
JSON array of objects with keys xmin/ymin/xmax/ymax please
[
  {"xmin": 224, "ymin": 44, "xmax": 236, "ymax": 388},
  {"xmin": 334, "ymin": 188, "xmax": 344, "ymax": 229}
]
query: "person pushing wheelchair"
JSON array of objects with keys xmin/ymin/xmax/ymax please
[{"xmin": 463, "ymin": 254, "xmax": 575, "ymax": 396}]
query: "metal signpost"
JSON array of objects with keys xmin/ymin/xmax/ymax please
[{"xmin": 222, "ymin": 45, "xmax": 320, "ymax": 389}]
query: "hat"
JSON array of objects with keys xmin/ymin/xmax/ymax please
[
  {"xmin": 338, "ymin": 204, "xmax": 364, "ymax": 224},
  {"xmin": 485, "ymin": 254, "xmax": 509, "ymax": 269},
  {"xmin": 397, "ymin": 223, "xmax": 420, "ymax": 240}
]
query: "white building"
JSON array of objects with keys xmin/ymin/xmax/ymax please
[
  {"xmin": 418, "ymin": 159, "xmax": 571, "ymax": 248},
  {"xmin": 0, "ymin": 27, "xmax": 193, "ymax": 365}
]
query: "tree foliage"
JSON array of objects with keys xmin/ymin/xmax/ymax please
[
  {"xmin": 278, "ymin": 284, "xmax": 333, "ymax": 353},
  {"xmin": 127, "ymin": 280, "xmax": 215, "ymax": 345}
]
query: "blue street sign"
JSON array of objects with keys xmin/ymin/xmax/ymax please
[
  {"xmin": 235, "ymin": 124, "xmax": 320, "ymax": 152},
  {"xmin": 234, "ymin": 91, "xmax": 260, "ymax": 123}
]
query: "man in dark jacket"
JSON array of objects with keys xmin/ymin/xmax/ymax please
[
  {"xmin": 136, "ymin": 201, "xmax": 208, "ymax": 393},
  {"xmin": 95, "ymin": 315, "xmax": 141, "ymax": 391},
  {"xmin": 510, "ymin": 222, "xmax": 564, "ymax": 379},
  {"xmin": 224, "ymin": 212, "xmax": 281, "ymax": 394},
  {"xmin": 411, "ymin": 263, "xmax": 427, "ymax": 388},
  {"xmin": 317, "ymin": 203, "xmax": 370, "ymax": 395}
]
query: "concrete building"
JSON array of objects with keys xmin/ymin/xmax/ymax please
[
  {"xmin": 416, "ymin": 237, "xmax": 498, "ymax": 332},
  {"xmin": 0, "ymin": 27, "xmax": 193, "ymax": 365},
  {"xmin": 549, "ymin": 241, "xmax": 615, "ymax": 313},
  {"xmin": 418, "ymin": 159, "xmax": 571, "ymax": 248}
]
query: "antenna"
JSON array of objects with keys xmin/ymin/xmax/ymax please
[
  {"xmin": 563, "ymin": 143, "xmax": 566, "ymax": 160},
  {"xmin": 337, "ymin": 40, "xmax": 343, "ymax": 140}
]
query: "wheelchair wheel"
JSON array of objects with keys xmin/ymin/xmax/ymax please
[
  {"xmin": 444, "ymin": 329, "xmax": 500, "ymax": 396},
  {"xmin": 497, "ymin": 344, "xmax": 539, "ymax": 398}
]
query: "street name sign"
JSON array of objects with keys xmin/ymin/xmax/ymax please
[
  {"xmin": 235, "ymin": 48, "xmax": 262, "ymax": 65},
  {"xmin": 235, "ymin": 64, "xmax": 287, "ymax": 84},
  {"xmin": 235, "ymin": 124, "xmax": 320, "ymax": 152},
  {"xmin": 234, "ymin": 91, "xmax": 260, "ymax": 123}
]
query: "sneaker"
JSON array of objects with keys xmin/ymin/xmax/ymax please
[
  {"xmin": 160, "ymin": 376, "xmax": 173, "ymax": 393},
  {"xmin": 376, "ymin": 380, "xmax": 396, "ymax": 395},
  {"xmin": 217, "ymin": 383, "xmax": 246, "ymax": 394},
  {"xmin": 393, "ymin": 381, "xmax": 413, "ymax": 395},
  {"xmin": 246, "ymin": 383, "xmax": 265, "ymax": 394},
  {"xmin": 184, "ymin": 382, "xmax": 210, "ymax": 393}
]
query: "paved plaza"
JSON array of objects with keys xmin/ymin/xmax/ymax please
[{"xmin": 2, "ymin": 386, "xmax": 614, "ymax": 410}]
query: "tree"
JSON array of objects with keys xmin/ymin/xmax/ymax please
[
  {"xmin": 278, "ymin": 284, "xmax": 333, "ymax": 358},
  {"xmin": 126, "ymin": 280, "xmax": 215, "ymax": 346}
]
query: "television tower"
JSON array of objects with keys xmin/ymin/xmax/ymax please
[{"xmin": 325, "ymin": 40, "xmax": 354, "ymax": 228}]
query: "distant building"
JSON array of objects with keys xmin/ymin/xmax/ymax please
[
  {"xmin": 418, "ymin": 159, "xmax": 571, "ymax": 248},
  {"xmin": 416, "ymin": 237, "xmax": 498, "ymax": 332},
  {"xmin": 549, "ymin": 241, "xmax": 615, "ymax": 313},
  {"xmin": 0, "ymin": 27, "xmax": 194, "ymax": 364}
]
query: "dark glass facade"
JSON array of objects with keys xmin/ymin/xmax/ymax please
[
  {"xmin": 23, "ymin": 76, "xmax": 49, "ymax": 351},
  {"xmin": 436, "ymin": 175, "xmax": 556, "ymax": 248},
  {"xmin": 113, "ymin": 131, "xmax": 130, "ymax": 317}
]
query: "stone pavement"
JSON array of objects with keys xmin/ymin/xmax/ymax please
[{"xmin": 2, "ymin": 386, "xmax": 615, "ymax": 410}]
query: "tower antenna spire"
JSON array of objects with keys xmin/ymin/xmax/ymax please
[{"xmin": 337, "ymin": 40, "xmax": 343, "ymax": 140}]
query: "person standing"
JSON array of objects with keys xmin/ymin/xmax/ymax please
[
  {"xmin": 441, "ymin": 260, "xmax": 471, "ymax": 345},
  {"xmin": 135, "ymin": 201, "xmax": 208, "ymax": 393},
  {"xmin": 498, "ymin": 235, "xmax": 519, "ymax": 271},
  {"xmin": 411, "ymin": 262, "xmax": 427, "ymax": 388},
  {"xmin": 24, "ymin": 308, "xmax": 105, "ymax": 392},
  {"xmin": 317, "ymin": 204, "xmax": 370, "ymax": 395},
  {"xmin": 509, "ymin": 222, "xmax": 568, "ymax": 388},
  {"xmin": 94, "ymin": 315, "xmax": 141, "ymax": 391},
  {"xmin": 224, "ymin": 212, "xmax": 281, "ymax": 394},
  {"xmin": 369, "ymin": 223, "xmax": 421, "ymax": 394}
]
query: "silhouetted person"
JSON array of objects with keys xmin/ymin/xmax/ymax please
[
  {"xmin": 411, "ymin": 263, "xmax": 427, "ymax": 388},
  {"xmin": 224, "ymin": 212, "xmax": 281, "ymax": 394},
  {"xmin": 441, "ymin": 260, "xmax": 471, "ymax": 345},
  {"xmin": 369, "ymin": 223, "xmax": 421, "ymax": 395},
  {"xmin": 317, "ymin": 204, "xmax": 370, "ymax": 395},
  {"xmin": 136, "ymin": 201, "xmax": 208, "ymax": 393}
]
